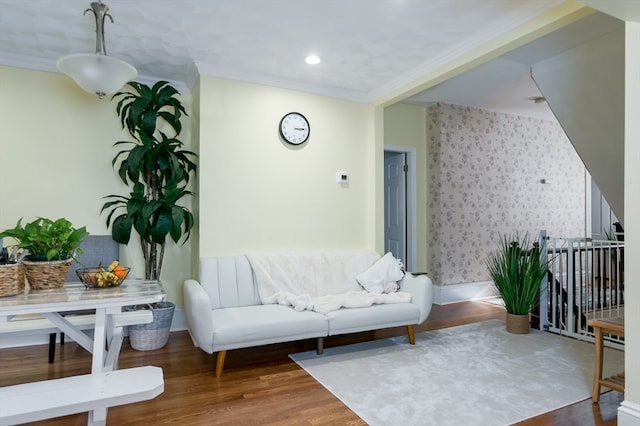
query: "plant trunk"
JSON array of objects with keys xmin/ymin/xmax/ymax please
[
  {"xmin": 141, "ymin": 235, "xmax": 149, "ymax": 278},
  {"xmin": 156, "ymin": 242, "xmax": 165, "ymax": 280},
  {"xmin": 149, "ymin": 240, "xmax": 157, "ymax": 280},
  {"xmin": 141, "ymin": 237, "xmax": 165, "ymax": 281}
]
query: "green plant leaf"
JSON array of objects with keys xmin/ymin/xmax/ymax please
[
  {"xmin": 486, "ymin": 233, "xmax": 551, "ymax": 315},
  {"xmin": 0, "ymin": 217, "xmax": 88, "ymax": 261}
]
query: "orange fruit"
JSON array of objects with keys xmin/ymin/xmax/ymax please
[{"xmin": 113, "ymin": 265, "xmax": 128, "ymax": 279}]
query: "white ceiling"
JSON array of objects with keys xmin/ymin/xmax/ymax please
[
  {"xmin": 0, "ymin": 0, "xmax": 623, "ymax": 119},
  {"xmin": 404, "ymin": 11, "xmax": 623, "ymax": 120}
]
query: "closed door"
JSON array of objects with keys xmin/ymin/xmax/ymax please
[{"xmin": 384, "ymin": 152, "xmax": 407, "ymax": 267}]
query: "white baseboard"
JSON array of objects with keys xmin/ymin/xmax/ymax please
[
  {"xmin": 432, "ymin": 281, "xmax": 497, "ymax": 305},
  {"xmin": 0, "ymin": 307, "xmax": 188, "ymax": 350},
  {"xmin": 171, "ymin": 307, "xmax": 187, "ymax": 332},
  {"xmin": 619, "ymin": 400, "xmax": 640, "ymax": 426}
]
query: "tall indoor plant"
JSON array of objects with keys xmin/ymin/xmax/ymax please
[
  {"xmin": 101, "ymin": 81, "xmax": 197, "ymax": 281},
  {"xmin": 485, "ymin": 233, "xmax": 550, "ymax": 334}
]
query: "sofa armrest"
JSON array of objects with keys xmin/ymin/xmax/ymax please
[
  {"xmin": 183, "ymin": 279, "xmax": 215, "ymax": 354},
  {"xmin": 399, "ymin": 273, "xmax": 433, "ymax": 324}
]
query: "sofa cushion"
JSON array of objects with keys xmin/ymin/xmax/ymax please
[
  {"xmin": 326, "ymin": 303, "xmax": 419, "ymax": 336},
  {"xmin": 210, "ymin": 305, "xmax": 328, "ymax": 351},
  {"xmin": 356, "ymin": 252, "xmax": 404, "ymax": 294},
  {"xmin": 200, "ymin": 255, "xmax": 261, "ymax": 309}
]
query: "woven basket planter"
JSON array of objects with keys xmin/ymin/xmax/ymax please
[
  {"xmin": 506, "ymin": 313, "xmax": 530, "ymax": 334},
  {"xmin": 0, "ymin": 263, "xmax": 26, "ymax": 297},
  {"xmin": 23, "ymin": 259, "xmax": 72, "ymax": 290},
  {"xmin": 126, "ymin": 302, "xmax": 175, "ymax": 351}
]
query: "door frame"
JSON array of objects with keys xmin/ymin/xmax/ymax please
[{"xmin": 384, "ymin": 144, "xmax": 417, "ymax": 271}]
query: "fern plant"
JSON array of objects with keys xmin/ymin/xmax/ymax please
[{"xmin": 486, "ymin": 233, "xmax": 549, "ymax": 315}]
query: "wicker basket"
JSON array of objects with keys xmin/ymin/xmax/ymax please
[
  {"xmin": 23, "ymin": 259, "xmax": 72, "ymax": 290},
  {"xmin": 126, "ymin": 302, "xmax": 175, "ymax": 351},
  {"xmin": 0, "ymin": 263, "xmax": 26, "ymax": 297}
]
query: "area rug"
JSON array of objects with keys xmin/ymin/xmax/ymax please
[{"xmin": 290, "ymin": 320, "xmax": 624, "ymax": 426}]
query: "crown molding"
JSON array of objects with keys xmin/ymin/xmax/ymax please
[
  {"xmin": 0, "ymin": 52, "xmax": 58, "ymax": 74},
  {"xmin": 194, "ymin": 61, "xmax": 370, "ymax": 103}
]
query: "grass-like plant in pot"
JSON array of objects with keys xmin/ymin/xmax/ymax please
[
  {"xmin": 485, "ymin": 233, "xmax": 550, "ymax": 334},
  {"xmin": 0, "ymin": 217, "xmax": 89, "ymax": 289}
]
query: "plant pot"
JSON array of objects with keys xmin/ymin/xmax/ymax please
[
  {"xmin": 506, "ymin": 313, "xmax": 530, "ymax": 334},
  {"xmin": 0, "ymin": 263, "xmax": 25, "ymax": 296},
  {"xmin": 23, "ymin": 259, "xmax": 72, "ymax": 290}
]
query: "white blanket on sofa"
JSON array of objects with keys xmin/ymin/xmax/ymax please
[{"xmin": 246, "ymin": 251, "xmax": 411, "ymax": 314}]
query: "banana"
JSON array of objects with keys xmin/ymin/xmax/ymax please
[
  {"xmin": 106, "ymin": 260, "xmax": 119, "ymax": 272},
  {"xmin": 88, "ymin": 261, "xmax": 122, "ymax": 287},
  {"xmin": 95, "ymin": 270, "xmax": 120, "ymax": 287}
]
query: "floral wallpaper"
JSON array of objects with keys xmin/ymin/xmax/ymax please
[{"xmin": 426, "ymin": 103, "xmax": 586, "ymax": 286}]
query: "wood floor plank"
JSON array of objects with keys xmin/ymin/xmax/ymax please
[{"xmin": 0, "ymin": 300, "xmax": 622, "ymax": 425}]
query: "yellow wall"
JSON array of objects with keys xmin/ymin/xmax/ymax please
[
  {"xmin": 0, "ymin": 67, "xmax": 379, "ymax": 303},
  {"xmin": 197, "ymin": 76, "xmax": 377, "ymax": 257},
  {"xmin": 383, "ymin": 103, "xmax": 428, "ymax": 271},
  {"xmin": 0, "ymin": 66, "xmax": 193, "ymax": 304},
  {"xmin": 0, "ymin": 66, "xmax": 122, "ymax": 232}
]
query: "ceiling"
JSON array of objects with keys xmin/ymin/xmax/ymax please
[
  {"xmin": 404, "ymin": 10, "xmax": 623, "ymax": 120},
  {"xmin": 0, "ymin": 1, "xmax": 623, "ymax": 119}
]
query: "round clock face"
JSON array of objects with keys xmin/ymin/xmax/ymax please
[{"xmin": 279, "ymin": 112, "xmax": 310, "ymax": 145}]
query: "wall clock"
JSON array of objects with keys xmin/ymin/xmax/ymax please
[{"xmin": 279, "ymin": 112, "xmax": 310, "ymax": 145}]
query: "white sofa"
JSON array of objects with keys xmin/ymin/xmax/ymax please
[{"xmin": 183, "ymin": 251, "xmax": 433, "ymax": 377}]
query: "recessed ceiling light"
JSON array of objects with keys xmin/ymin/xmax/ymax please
[{"xmin": 305, "ymin": 55, "xmax": 321, "ymax": 65}]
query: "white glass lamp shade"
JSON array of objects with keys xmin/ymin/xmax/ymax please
[{"xmin": 57, "ymin": 53, "xmax": 137, "ymax": 98}]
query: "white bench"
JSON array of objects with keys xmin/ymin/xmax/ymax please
[
  {"xmin": 0, "ymin": 365, "xmax": 164, "ymax": 426},
  {"xmin": 0, "ymin": 310, "xmax": 153, "ymax": 337},
  {"xmin": 0, "ymin": 310, "xmax": 154, "ymax": 369}
]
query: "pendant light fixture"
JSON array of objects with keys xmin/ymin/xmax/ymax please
[{"xmin": 57, "ymin": 1, "xmax": 137, "ymax": 99}]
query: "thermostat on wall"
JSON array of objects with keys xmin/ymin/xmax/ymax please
[{"xmin": 336, "ymin": 172, "xmax": 349, "ymax": 184}]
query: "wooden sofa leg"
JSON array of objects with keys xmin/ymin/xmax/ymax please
[
  {"xmin": 316, "ymin": 337, "xmax": 324, "ymax": 355},
  {"xmin": 215, "ymin": 350, "xmax": 227, "ymax": 378},
  {"xmin": 407, "ymin": 325, "xmax": 416, "ymax": 345}
]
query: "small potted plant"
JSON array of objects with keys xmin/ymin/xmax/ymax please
[
  {"xmin": 0, "ymin": 217, "xmax": 89, "ymax": 289},
  {"xmin": 485, "ymin": 233, "xmax": 550, "ymax": 334}
]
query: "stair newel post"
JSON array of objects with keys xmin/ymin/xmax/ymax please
[{"xmin": 536, "ymin": 230, "xmax": 549, "ymax": 331}]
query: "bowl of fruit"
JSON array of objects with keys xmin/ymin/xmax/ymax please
[{"xmin": 76, "ymin": 261, "xmax": 130, "ymax": 288}]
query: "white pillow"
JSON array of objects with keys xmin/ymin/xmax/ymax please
[{"xmin": 356, "ymin": 252, "xmax": 404, "ymax": 294}]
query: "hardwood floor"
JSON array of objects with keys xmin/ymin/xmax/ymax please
[{"xmin": 0, "ymin": 301, "xmax": 623, "ymax": 425}]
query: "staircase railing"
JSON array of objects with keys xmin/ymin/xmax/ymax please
[{"xmin": 537, "ymin": 231, "xmax": 624, "ymax": 347}]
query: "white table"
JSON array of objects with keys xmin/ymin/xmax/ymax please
[
  {"xmin": 0, "ymin": 280, "xmax": 163, "ymax": 373},
  {"xmin": 0, "ymin": 280, "xmax": 164, "ymax": 425}
]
